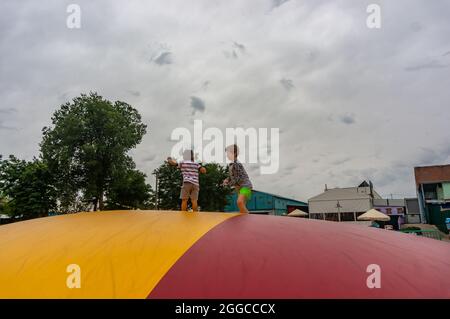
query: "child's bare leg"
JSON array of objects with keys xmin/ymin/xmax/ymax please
[
  {"xmin": 181, "ymin": 199, "xmax": 188, "ymax": 212},
  {"xmin": 191, "ymin": 200, "xmax": 198, "ymax": 212},
  {"xmin": 237, "ymin": 194, "xmax": 249, "ymax": 214}
]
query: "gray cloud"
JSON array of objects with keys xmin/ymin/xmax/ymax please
[
  {"xmin": 127, "ymin": 90, "xmax": 141, "ymax": 97},
  {"xmin": 405, "ymin": 60, "xmax": 448, "ymax": 71},
  {"xmin": 0, "ymin": 108, "xmax": 16, "ymax": 114},
  {"xmin": 143, "ymin": 154, "xmax": 156, "ymax": 162},
  {"xmin": 331, "ymin": 157, "xmax": 351, "ymax": 166},
  {"xmin": 201, "ymin": 81, "xmax": 210, "ymax": 90},
  {"xmin": 0, "ymin": 120, "xmax": 16, "ymax": 131},
  {"xmin": 232, "ymin": 41, "xmax": 245, "ymax": 53},
  {"xmin": 0, "ymin": 108, "xmax": 17, "ymax": 130},
  {"xmin": 283, "ymin": 164, "xmax": 297, "ymax": 175},
  {"xmin": 153, "ymin": 51, "xmax": 173, "ymax": 65},
  {"xmin": 0, "ymin": 0, "xmax": 449, "ymax": 200},
  {"xmin": 0, "ymin": 126, "xmax": 11, "ymax": 131},
  {"xmin": 190, "ymin": 96, "xmax": 206, "ymax": 115},
  {"xmin": 339, "ymin": 114, "xmax": 356, "ymax": 125},
  {"xmin": 410, "ymin": 21, "xmax": 423, "ymax": 33},
  {"xmin": 272, "ymin": 0, "xmax": 291, "ymax": 9},
  {"xmin": 416, "ymin": 145, "xmax": 450, "ymax": 166},
  {"xmin": 224, "ymin": 41, "xmax": 246, "ymax": 59},
  {"xmin": 280, "ymin": 78, "xmax": 294, "ymax": 91},
  {"xmin": 223, "ymin": 50, "xmax": 238, "ymax": 59}
]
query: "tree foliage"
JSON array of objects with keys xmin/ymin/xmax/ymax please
[
  {"xmin": 198, "ymin": 163, "xmax": 233, "ymax": 211},
  {"xmin": 0, "ymin": 155, "xmax": 57, "ymax": 219},
  {"xmin": 106, "ymin": 168, "xmax": 153, "ymax": 210},
  {"xmin": 153, "ymin": 161, "xmax": 232, "ymax": 211},
  {"xmin": 40, "ymin": 92, "xmax": 148, "ymax": 211},
  {"xmin": 153, "ymin": 161, "xmax": 182, "ymax": 210}
]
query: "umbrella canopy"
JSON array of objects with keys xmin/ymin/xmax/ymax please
[
  {"xmin": 287, "ymin": 209, "xmax": 308, "ymax": 217},
  {"xmin": 357, "ymin": 209, "xmax": 390, "ymax": 221}
]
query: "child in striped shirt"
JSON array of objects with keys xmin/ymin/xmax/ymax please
[{"xmin": 168, "ymin": 150, "xmax": 206, "ymax": 212}]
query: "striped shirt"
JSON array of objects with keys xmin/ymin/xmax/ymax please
[{"xmin": 179, "ymin": 160, "xmax": 201, "ymax": 186}]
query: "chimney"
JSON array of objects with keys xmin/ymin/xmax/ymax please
[
  {"xmin": 325, "ymin": 184, "xmax": 328, "ymax": 191},
  {"xmin": 369, "ymin": 180, "xmax": 374, "ymax": 198}
]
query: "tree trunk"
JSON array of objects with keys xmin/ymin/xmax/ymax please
[{"xmin": 99, "ymin": 191, "xmax": 104, "ymax": 211}]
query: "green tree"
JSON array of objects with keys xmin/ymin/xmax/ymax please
[
  {"xmin": 153, "ymin": 161, "xmax": 182, "ymax": 210},
  {"xmin": 40, "ymin": 92, "xmax": 147, "ymax": 212},
  {"xmin": 0, "ymin": 155, "xmax": 57, "ymax": 219},
  {"xmin": 106, "ymin": 168, "xmax": 153, "ymax": 210},
  {"xmin": 198, "ymin": 163, "xmax": 233, "ymax": 211},
  {"xmin": 0, "ymin": 191, "xmax": 10, "ymax": 216},
  {"xmin": 153, "ymin": 161, "xmax": 232, "ymax": 211}
]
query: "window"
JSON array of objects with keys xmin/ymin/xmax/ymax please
[
  {"xmin": 324, "ymin": 213, "xmax": 339, "ymax": 222},
  {"xmin": 423, "ymin": 183, "xmax": 439, "ymax": 200},
  {"xmin": 341, "ymin": 212, "xmax": 356, "ymax": 221}
]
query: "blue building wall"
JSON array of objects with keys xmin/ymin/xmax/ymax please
[{"xmin": 224, "ymin": 190, "xmax": 307, "ymax": 215}]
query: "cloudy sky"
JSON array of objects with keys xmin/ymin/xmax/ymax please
[{"xmin": 1, "ymin": 0, "xmax": 449, "ymax": 201}]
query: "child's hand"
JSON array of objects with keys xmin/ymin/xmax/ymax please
[{"xmin": 222, "ymin": 178, "xmax": 229, "ymax": 186}]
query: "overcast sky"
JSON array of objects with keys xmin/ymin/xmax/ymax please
[{"xmin": 1, "ymin": 0, "xmax": 449, "ymax": 201}]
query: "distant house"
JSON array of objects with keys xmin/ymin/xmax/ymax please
[
  {"xmin": 308, "ymin": 181, "xmax": 381, "ymax": 222},
  {"xmin": 373, "ymin": 198, "xmax": 406, "ymax": 230},
  {"xmin": 414, "ymin": 164, "xmax": 450, "ymax": 233},
  {"xmin": 225, "ymin": 190, "xmax": 308, "ymax": 216}
]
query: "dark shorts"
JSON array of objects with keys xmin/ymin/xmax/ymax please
[{"xmin": 180, "ymin": 182, "xmax": 199, "ymax": 200}]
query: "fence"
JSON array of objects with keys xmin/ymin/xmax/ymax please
[{"xmin": 400, "ymin": 229, "xmax": 442, "ymax": 241}]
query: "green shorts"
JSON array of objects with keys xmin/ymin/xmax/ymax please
[{"xmin": 238, "ymin": 187, "xmax": 252, "ymax": 200}]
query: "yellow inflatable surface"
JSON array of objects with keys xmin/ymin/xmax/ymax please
[{"xmin": 0, "ymin": 210, "xmax": 238, "ymax": 298}]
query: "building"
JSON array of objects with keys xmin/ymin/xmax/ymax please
[
  {"xmin": 404, "ymin": 198, "xmax": 421, "ymax": 224},
  {"xmin": 373, "ymin": 198, "xmax": 406, "ymax": 230},
  {"xmin": 414, "ymin": 164, "xmax": 450, "ymax": 233},
  {"xmin": 308, "ymin": 181, "xmax": 382, "ymax": 222},
  {"xmin": 225, "ymin": 190, "xmax": 308, "ymax": 215}
]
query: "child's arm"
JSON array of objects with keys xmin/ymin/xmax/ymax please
[{"xmin": 167, "ymin": 157, "xmax": 178, "ymax": 166}]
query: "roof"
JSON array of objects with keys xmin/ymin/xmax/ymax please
[
  {"xmin": 373, "ymin": 198, "xmax": 405, "ymax": 207},
  {"xmin": 414, "ymin": 164, "xmax": 450, "ymax": 169},
  {"xmin": 309, "ymin": 186, "xmax": 381, "ymax": 202},
  {"xmin": 252, "ymin": 189, "xmax": 307, "ymax": 205}
]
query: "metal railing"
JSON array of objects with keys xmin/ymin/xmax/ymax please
[{"xmin": 400, "ymin": 229, "xmax": 442, "ymax": 240}]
